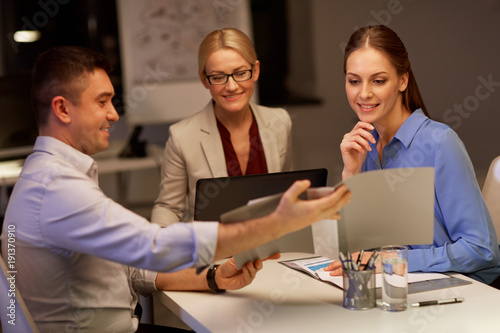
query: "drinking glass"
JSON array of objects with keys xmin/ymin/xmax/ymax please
[{"xmin": 380, "ymin": 245, "xmax": 408, "ymax": 311}]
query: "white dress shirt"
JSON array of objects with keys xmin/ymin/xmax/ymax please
[{"xmin": 0, "ymin": 136, "xmax": 218, "ymax": 332}]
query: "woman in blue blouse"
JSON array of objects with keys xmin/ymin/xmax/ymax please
[{"xmin": 328, "ymin": 25, "xmax": 500, "ymax": 286}]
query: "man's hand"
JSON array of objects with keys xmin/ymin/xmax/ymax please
[
  {"xmin": 270, "ymin": 180, "xmax": 351, "ymax": 238},
  {"xmin": 214, "ymin": 180, "xmax": 351, "ymax": 261},
  {"xmin": 216, "ymin": 254, "xmax": 281, "ymax": 290}
]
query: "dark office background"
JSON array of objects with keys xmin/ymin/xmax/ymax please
[{"xmin": 0, "ymin": 0, "xmax": 499, "ymax": 187}]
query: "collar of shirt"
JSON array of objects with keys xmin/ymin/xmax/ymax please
[
  {"xmin": 366, "ymin": 109, "xmax": 428, "ymax": 169},
  {"xmin": 34, "ymin": 136, "xmax": 98, "ymax": 181}
]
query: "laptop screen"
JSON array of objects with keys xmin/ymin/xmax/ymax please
[{"xmin": 194, "ymin": 168, "xmax": 328, "ymax": 221}]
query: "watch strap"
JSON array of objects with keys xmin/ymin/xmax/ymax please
[{"xmin": 206, "ymin": 264, "xmax": 226, "ymax": 293}]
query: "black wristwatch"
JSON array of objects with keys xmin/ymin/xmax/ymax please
[{"xmin": 206, "ymin": 264, "xmax": 226, "ymax": 293}]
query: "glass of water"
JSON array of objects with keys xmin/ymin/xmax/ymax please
[{"xmin": 380, "ymin": 245, "xmax": 408, "ymax": 311}]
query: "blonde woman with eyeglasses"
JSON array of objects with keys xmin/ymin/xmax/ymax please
[{"xmin": 152, "ymin": 28, "xmax": 293, "ymax": 226}]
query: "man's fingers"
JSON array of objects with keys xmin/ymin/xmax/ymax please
[
  {"xmin": 282, "ymin": 179, "xmax": 311, "ymax": 201},
  {"xmin": 262, "ymin": 253, "xmax": 281, "ymax": 261},
  {"xmin": 323, "ymin": 185, "xmax": 352, "ymax": 210}
]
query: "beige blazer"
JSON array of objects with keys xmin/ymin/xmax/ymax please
[{"xmin": 151, "ymin": 100, "xmax": 293, "ymax": 226}]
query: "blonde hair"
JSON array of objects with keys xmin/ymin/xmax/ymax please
[{"xmin": 198, "ymin": 28, "xmax": 257, "ymax": 79}]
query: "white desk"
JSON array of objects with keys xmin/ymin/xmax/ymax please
[{"xmin": 159, "ymin": 252, "xmax": 500, "ymax": 332}]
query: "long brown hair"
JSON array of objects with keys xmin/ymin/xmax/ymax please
[{"xmin": 344, "ymin": 25, "xmax": 429, "ymax": 117}]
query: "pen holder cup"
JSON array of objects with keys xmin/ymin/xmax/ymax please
[{"xmin": 342, "ymin": 269, "xmax": 376, "ymax": 310}]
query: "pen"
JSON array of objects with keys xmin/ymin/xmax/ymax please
[
  {"xmin": 366, "ymin": 251, "xmax": 379, "ymax": 270},
  {"xmin": 411, "ymin": 297, "xmax": 464, "ymax": 307},
  {"xmin": 356, "ymin": 249, "xmax": 364, "ymax": 268},
  {"xmin": 351, "ymin": 261, "xmax": 359, "ymax": 271},
  {"xmin": 339, "ymin": 252, "xmax": 349, "ymax": 271},
  {"xmin": 367, "ymin": 253, "xmax": 379, "ymax": 270}
]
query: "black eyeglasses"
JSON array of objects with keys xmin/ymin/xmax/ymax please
[{"xmin": 206, "ymin": 69, "xmax": 253, "ymax": 85}]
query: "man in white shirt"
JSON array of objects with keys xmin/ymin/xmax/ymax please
[{"xmin": 0, "ymin": 46, "xmax": 350, "ymax": 332}]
